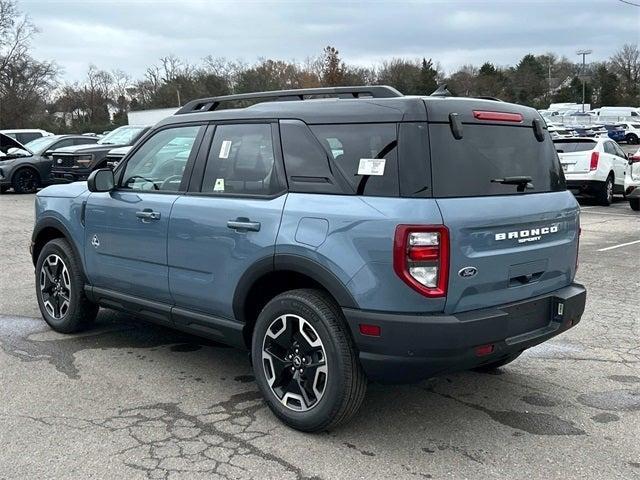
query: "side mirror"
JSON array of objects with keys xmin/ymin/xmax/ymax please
[{"xmin": 87, "ymin": 168, "xmax": 114, "ymax": 192}]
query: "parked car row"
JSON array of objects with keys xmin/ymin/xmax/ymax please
[{"xmin": 0, "ymin": 125, "xmax": 150, "ymax": 194}]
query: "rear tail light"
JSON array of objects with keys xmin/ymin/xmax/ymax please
[
  {"xmin": 631, "ymin": 154, "xmax": 640, "ymax": 163},
  {"xmin": 393, "ymin": 225, "xmax": 449, "ymax": 297},
  {"xmin": 589, "ymin": 151, "xmax": 599, "ymax": 171}
]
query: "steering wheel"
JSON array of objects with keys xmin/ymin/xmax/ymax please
[
  {"xmin": 125, "ymin": 175, "xmax": 159, "ymax": 190},
  {"xmin": 160, "ymin": 175, "xmax": 183, "ymax": 191}
]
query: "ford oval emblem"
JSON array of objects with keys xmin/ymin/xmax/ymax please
[{"xmin": 458, "ymin": 266, "xmax": 477, "ymax": 278}]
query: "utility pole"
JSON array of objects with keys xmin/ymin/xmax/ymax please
[{"xmin": 576, "ymin": 49, "xmax": 592, "ymax": 112}]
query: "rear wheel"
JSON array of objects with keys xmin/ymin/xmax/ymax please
[
  {"xmin": 12, "ymin": 168, "xmax": 40, "ymax": 194},
  {"xmin": 597, "ymin": 174, "xmax": 614, "ymax": 206},
  {"xmin": 630, "ymin": 198, "xmax": 640, "ymax": 211},
  {"xmin": 473, "ymin": 352, "xmax": 522, "ymax": 372},
  {"xmin": 35, "ymin": 238, "xmax": 98, "ymax": 333},
  {"xmin": 251, "ymin": 289, "xmax": 367, "ymax": 432},
  {"xmin": 626, "ymin": 133, "xmax": 639, "ymax": 145}
]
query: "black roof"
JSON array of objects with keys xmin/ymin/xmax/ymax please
[{"xmin": 156, "ymin": 85, "xmax": 541, "ymax": 127}]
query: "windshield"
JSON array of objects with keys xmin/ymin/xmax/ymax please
[
  {"xmin": 25, "ymin": 136, "xmax": 57, "ymax": 155},
  {"xmin": 98, "ymin": 126, "xmax": 145, "ymax": 145}
]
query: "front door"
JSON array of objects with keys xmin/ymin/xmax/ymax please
[{"xmin": 84, "ymin": 124, "xmax": 204, "ymax": 303}]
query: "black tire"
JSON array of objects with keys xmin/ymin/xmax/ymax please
[
  {"xmin": 630, "ymin": 198, "xmax": 640, "ymax": 211},
  {"xmin": 251, "ymin": 288, "xmax": 367, "ymax": 432},
  {"xmin": 35, "ymin": 238, "xmax": 98, "ymax": 333},
  {"xmin": 597, "ymin": 174, "xmax": 614, "ymax": 206},
  {"xmin": 626, "ymin": 133, "xmax": 639, "ymax": 145},
  {"xmin": 472, "ymin": 352, "xmax": 522, "ymax": 372},
  {"xmin": 12, "ymin": 167, "xmax": 40, "ymax": 194}
]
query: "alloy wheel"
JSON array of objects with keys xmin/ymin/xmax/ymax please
[
  {"xmin": 39, "ymin": 254, "xmax": 71, "ymax": 319},
  {"xmin": 17, "ymin": 169, "xmax": 38, "ymax": 193},
  {"xmin": 262, "ymin": 314, "xmax": 328, "ymax": 412}
]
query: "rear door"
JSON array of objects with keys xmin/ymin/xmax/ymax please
[
  {"xmin": 610, "ymin": 142, "xmax": 628, "ymax": 185},
  {"xmin": 168, "ymin": 122, "xmax": 287, "ymax": 325},
  {"xmin": 425, "ymin": 107, "xmax": 579, "ymax": 314}
]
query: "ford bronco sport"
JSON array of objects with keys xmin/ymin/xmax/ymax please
[{"xmin": 31, "ymin": 86, "xmax": 586, "ymax": 432}]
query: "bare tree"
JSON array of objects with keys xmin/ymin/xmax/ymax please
[{"xmin": 610, "ymin": 43, "xmax": 640, "ymax": 102}]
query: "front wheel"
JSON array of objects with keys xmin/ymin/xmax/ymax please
[
  {"xmin": 35, "ymin": 238, "xmax": 98, "ymax": 333},
  {"xmin": 251, "ymin": 289, "xmax": 367, "ymax": 432},
  {"xmin": 12, "ymin": 168, "xmax": 40, "ymax": 194},
  {"xmin": 630, "ymin": 198, "xmax": 640, "ymax": 211}
]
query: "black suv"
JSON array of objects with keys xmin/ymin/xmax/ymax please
[{"xmin": 51, "ymin": 125, "xmax": 149, "ymax": 182}]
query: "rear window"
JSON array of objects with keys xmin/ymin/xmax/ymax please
[
  {"xmin": 554, "ymin": 139, "xmax": 596, "ymax": 153},
  {"xmin": 429, "ymin": 124, "xmax": 565, "ymax": 197}
]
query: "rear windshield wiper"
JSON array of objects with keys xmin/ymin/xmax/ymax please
[{"xmin": 491, "ymin": 176, "xmax": 533, "ymax": 192}]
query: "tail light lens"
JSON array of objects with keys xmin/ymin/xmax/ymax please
[
  {"xmin": 589, "ymin": 151, "xmax": 599, "ymax": 171},
  {"xmin": 393, "ymin": 225, "xmax": 449, "ymax": 297},
  {"xmin": 631, "ymin": 154, "xmax": 640, "ymax": 163}
]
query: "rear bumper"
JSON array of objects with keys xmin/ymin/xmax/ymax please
[
  {"xmin": 343, "ymin": 283, "xmax": 586, "ymax": 383},
  {"xmin": 566, "ymin": 179, "xmax": 602, "ymax": 196}
]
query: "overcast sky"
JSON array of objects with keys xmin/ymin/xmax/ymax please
[{"xmin": 20, "ymin": 0, "xmax": 640, "ymax": 82}]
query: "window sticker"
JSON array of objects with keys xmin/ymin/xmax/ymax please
[
  {"xmin": 213, "ymin": 178, "xmax": 225, "ymax": 192},
  {"xmin": 357, "ymin": 158, "xmax": 386, "ymax": 176},
  {"xmin": 219, "ymin": 140, "xmax": 232, "ymax": 159}
]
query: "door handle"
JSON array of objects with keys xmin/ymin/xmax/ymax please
[
  {"xmin": 136, "ymin": 209, "xmax": 161, "ymax": 222},
  {"xmin": 227, "ymin": 218, "xmax": 261, "ymax": 232}
]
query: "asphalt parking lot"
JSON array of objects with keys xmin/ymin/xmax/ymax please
[{"xmin": 1, "ymin": 191, "xmax": 639, "ymax": 479}]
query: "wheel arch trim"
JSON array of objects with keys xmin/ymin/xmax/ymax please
[{"xmin": 232, "ymin": 253, "xmax": 358, "ymax": 324}]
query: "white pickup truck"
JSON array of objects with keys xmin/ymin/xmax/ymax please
[{"xmin": 554, "ymin": 137, "xmax": 629, "ymax": 206}]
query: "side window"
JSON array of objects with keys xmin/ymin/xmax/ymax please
[
  {"xmin": 201, "ymin": 123, "xmax": 279, "ymax": 196},
  {"xmin": 74, "ymin": 138, "xmax": 96, "ymax": 146},
  {"xmin": 120, "ymin": 125, "xmax": 201, "ymax": 192},
  {"xmin": 280, "ymin": 120, "xmax": 347, "ymax": 194},
  {"xmin": 17, "ymin": 133, "xmax": 41, "ymax": 144},
  {"xmin": 613, "ymin": 143, "xmax": 626, "ymax": 158},
  {"xmin": 52, "ymin": 139, "xmax": 75, "ymax": 150},
  {"xmin": 310, "ymin": 123, "xmax": 399, "ymax": 196},
  {"xmin": 603, "ymin": 142, "xmax": 616, "ymax": 155}
]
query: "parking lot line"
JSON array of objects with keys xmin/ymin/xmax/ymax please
[{"xmin": 597, "ymin": 239, "xmax": 640, "ymax": 252}]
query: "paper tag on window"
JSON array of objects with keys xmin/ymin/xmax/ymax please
[
  {"xmin": 213, "ymin": 178, "xmax": 225, "ymax": 192},
  {"xmin": 357, "ymin": 158, "xmax": 386, "ymax": 176},
  {"xmin": 219, "ymin": 140, "xmax": 232, "ymax": 159}
]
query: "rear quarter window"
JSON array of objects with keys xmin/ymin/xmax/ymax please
[
  {"xmin": 310, "ymin": 123, "xmax": 399, "ymax": 197},
  {"xmin": 429, "ymin": 124, "xmax": 565, "ymax": 198}
]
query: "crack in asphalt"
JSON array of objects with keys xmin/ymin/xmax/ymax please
[{"xmin": 18, "ymin": 391, "xmax": 320, "ymax": 480}]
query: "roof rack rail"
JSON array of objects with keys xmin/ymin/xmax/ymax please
[{"xmin": 174, "ymin": 85, "xmax": 403, "ymax": 115}]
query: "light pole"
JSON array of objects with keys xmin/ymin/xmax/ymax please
[{"xmin": 576, "ymin": 49, "xmax": 592, "ymax": 112}]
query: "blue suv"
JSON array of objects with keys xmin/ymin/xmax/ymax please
[{"xmin": 31, "ymin": 86, "xmax": 586, "ymax": 432}]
